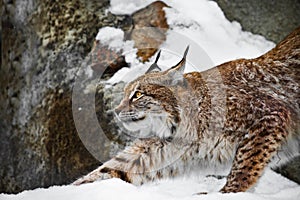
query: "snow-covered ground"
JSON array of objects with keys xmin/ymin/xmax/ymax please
[
  {"xmin": 2, "ymin": 0, "xmax": 299, "ymax": 200},
  {"xmin": 1, "ymin": 169, "xmax": 300, "ymax": 200}
]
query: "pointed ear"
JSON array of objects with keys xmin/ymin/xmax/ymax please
[
  {"xmin": 145, "ymin": 50, "xmax": 162, "ymax": 74},
  {"xmin": 165, "ymin": 45, "xmax": 189, "ymax": 84}
]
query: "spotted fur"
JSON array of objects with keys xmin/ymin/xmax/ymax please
[{"xmin": 74, "ymin": 27, "xmax": 300, "ymax": 193}]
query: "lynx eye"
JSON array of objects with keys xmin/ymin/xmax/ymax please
[
  {"xmin": 135, "ymin": 91, "xmax": 142, "ymax": 98},
  {"xmin": 131, "ymin": 91, "xmax": 144, "ymax": 101}
]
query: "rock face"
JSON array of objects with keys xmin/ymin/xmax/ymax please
[
  {"xmin": 1, "ymin": 0, "xmax": 110, "ymax": 193},
  {"xmin": 1, "ymin": 0, "xmax": 169, "ymax": 194},
  {"xmin": 275, "ymin": 157, "xmax": 300, "ymax": 184},
  {"xmin": 90, "ymin": 40, "xmax": 129, "ymax": 77},
  {"xmin": 131, "ymin": 1, "xmax": 169, "ymax": 61},
  {"xmin": 213, "ymin": 0, "xmax": 300, "ymax": 43}
]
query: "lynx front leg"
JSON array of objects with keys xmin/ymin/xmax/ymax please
[
  {"xmin": 73, "ymin": 165, "xmax": 115, "ymax": 185},
  {"xmin": 73, "ymin": 137, "xmax": 185, "ymax": 185},
  {"xmin": 220, "ymin": 117, "xmax": 288, "ymax": 193}
]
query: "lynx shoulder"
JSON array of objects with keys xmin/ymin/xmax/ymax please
[{"xmin": 74, "ymin": 27, "xmax": 300, "ymax": 193}]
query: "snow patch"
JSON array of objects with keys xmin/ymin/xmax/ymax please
[
  {"xmin": 109, "ymin": 0, "xmax": 156, "ymax": 15},
  {"xmin": 96, "ymin": 27, "xmax": 135, "ymax": 53},
  {"xmin": 1, "ymin": 169, "xmax": 299, "ymax": 200}
]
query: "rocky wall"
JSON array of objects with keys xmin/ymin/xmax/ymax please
[
  {"xmin": 1, "ymin": 0, "xmax": 169, "ymax": 193},
  {"xmin": 213, "ymin": 0, "xmax": 300, "ymax": 43}
]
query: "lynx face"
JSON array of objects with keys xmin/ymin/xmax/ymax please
[
  {"xmin": 114, "ymin": 80, "xmax": 180, "ymax": 139},
  {"xmin": 114, "ymin": 48, "xmax": 188, "ymax": 139}
]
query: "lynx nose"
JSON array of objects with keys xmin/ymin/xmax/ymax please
[
  {"xmin": 114, "ymin": 99, "xmax": 130, "ymax": 117},
  {"xmin": 114, "ymin": 107, "xmax": 122, "ymax": 116},
  {"xmin": 114, "ymin": 104, "xmax": 126, "ymax": 116}
]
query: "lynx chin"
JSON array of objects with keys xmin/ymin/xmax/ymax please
[{"xmin": 73, "ymin": 27, "xmax": 300, "ymax": 193}]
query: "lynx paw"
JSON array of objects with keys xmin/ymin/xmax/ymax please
[
  {"xmin": 72, "ymin": 168, "xmax": 113, "ymax": 185},
  {"xmin": 72, "ymin": 177, "xmax": 93, "ymax": 185}
]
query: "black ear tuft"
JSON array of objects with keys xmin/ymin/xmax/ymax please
[
  {"xmin": 145, "ymin": 50, "xmax": 162, "ymax": 74},
  {"xmin": 170, "ymin": 45, "xmax": 189, "ymax": 70},
  {"xmin": 154, "ymin": 50, "xmax": 161, "ymax": 63},
  {"xmin": 161, "ymin": 45, "xmax": 189, "ymax": 85},
  {"xmin": 183, "ymin": 45, "xmax": 189, "ymax": 58}
]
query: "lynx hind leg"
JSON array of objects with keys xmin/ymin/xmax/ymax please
[
  {"xmin": 220, "ymin": 117, "xmax": 288, "ymax": 193},
  {"xmin": 73, "ymin": 138, "xmax": 183, "ymax": 186}
]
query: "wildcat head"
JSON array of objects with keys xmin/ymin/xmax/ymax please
[{"xmin": 114, "ymin": 47, "xmax": 189, "ymax": 139}]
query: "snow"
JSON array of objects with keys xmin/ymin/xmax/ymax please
[
  {"xmin": 2, "ymin": 0, "xmax": 298, "ymax": 200},
  {"xmin": 109, "ymin": 0, "xmax": 155, "ymax": 15},
  {"xmin": 95, "ymin": 27, "xmax": 125, "ymax": 51},
  {"xmin": 95, "ymin": 27, "xmax": 135, "ymax": 54},
  {"xmin": 163, "ymin": 1, "xmax": 274, "ymax": 65},
  {"xmin": 1, "ymin": 169, "xmax": 299, "ymax": 200}
]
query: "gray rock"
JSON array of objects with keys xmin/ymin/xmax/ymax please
[
  {"xmin": 274, "ymin": 156, "xmax": 300, "ymax": 184},
  {"xmin": 213, "ymin": 0, "xmax": 300, "ymax": 43},
  {"xmin": 0, "ymin": 0, "xmax": 116, "ymax": 193}
]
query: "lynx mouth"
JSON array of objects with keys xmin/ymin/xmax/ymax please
[
  {"xmin": 116, "ymin": 110, "xmax": 147, "ymax": 123},
  {"xmin": 131, "ymin": 116, "xmax": 146, "ymax": 121},
  {"xmin": 115, "ymin": 114, "xmax": 152, "ymax": 137},
  {"xmin": 119, "ymin": 116, "xmax": 146, "ymax": 123},
  {"xmin": 118, "ymin": 114, "xmax": 146, "ymax": 122}
]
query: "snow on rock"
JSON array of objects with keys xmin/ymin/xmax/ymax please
[
  {"xmin": 95, "ymin": 26, "xmax": 135, "ymax": 53},
  {"xmin": 109, "ymin": 0, "xmax": 155, "ymax": 15},
  {"xmin": 103, "ymin": 0, "xmax": 275, "ymax": 85},
  {"xmin": 163, "ymin": 0, "xmax": 275, "ymax": 65},
  {"xmin": 95, "ymin": 27, "xmax": 124, "ymax": 50}
]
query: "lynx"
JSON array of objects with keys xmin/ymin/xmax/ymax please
[{"xmin": 74, "ymin": 27, "xmax": 300, "ymax": 193}]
